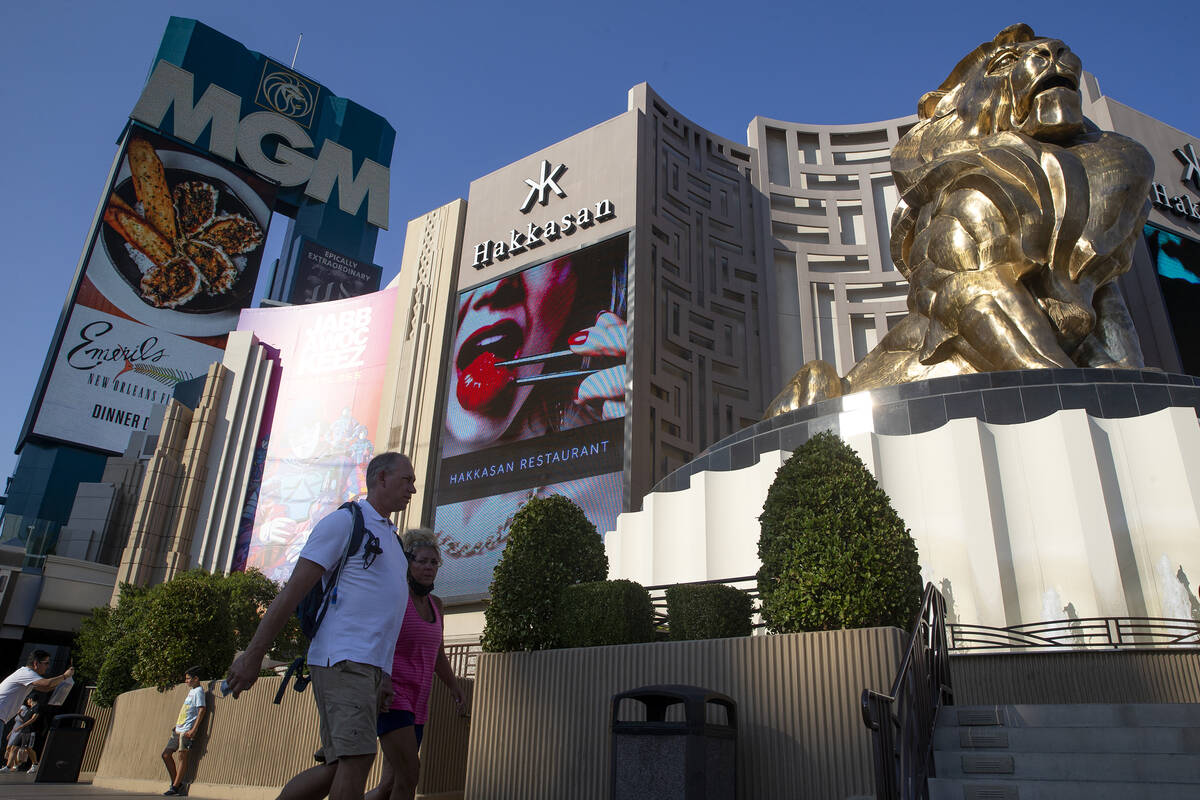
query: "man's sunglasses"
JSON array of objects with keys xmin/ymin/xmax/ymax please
[{"xmin": 363, "ymin": 531, "xmax": 383, "ymax": 569}]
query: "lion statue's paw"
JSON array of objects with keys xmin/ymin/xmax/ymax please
[{"xmin": 764, "ymin": 360, "xmax": 845, "ymax": 418}]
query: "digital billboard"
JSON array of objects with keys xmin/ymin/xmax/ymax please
[
  {"xmin": 31, "ymin": 127, "xmax": 275, "ymax": 453},
  {"xmin": 1144, "ymin": 224, "xmax": 1200, "ymax": 375},
  {"xmin": 433, "ymin": 234, "xmax": 629, "ymax": 599},
  {"xmin": 287, "ymin": 238, "xmax": 383, "ymax": 305},
  {"xmin": 234, "ymin": 288, "xmax": 396, "ymax": 582},
  {"xmin": 16, "ymin": 17, "xmax": 397, "ymax": 459}
]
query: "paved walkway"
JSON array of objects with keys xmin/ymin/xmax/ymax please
[{"xmin": 0, "ymin": 775, "xmax": 160, "ymax": 800}]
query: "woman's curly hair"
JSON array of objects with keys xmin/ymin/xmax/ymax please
[{"xmin": 402, "ymin": 527, "xmax": 440, "ymax": 558}]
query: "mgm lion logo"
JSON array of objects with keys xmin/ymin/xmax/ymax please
[{"xmin": 767, "ymin": 23, "xmax": 1154, "ymax": 415}]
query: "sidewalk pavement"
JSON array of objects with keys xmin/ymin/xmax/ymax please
[{"xmin": 0, "ymin": 774, "xmax": 161, "ymax": 800}]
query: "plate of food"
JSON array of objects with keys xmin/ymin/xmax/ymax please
[{"xmin": 90, "ymin": 137, "xmax": 271, "ymax": 337}]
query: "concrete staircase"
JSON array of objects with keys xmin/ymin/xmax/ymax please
[{"xmin": 928, "ymin": 703, "xmax": 1200, "ymax": 799}]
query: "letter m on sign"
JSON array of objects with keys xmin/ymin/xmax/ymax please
[{"xmin": 130, "ymin": 61, "xmax": 241, "ymax": 161}]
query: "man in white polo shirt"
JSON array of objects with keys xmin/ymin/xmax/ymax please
[
  {"xmin": 226, "ymin": 452, "xmax": 415, "ymax": 800},
  {"xmin": 0, "ymin": 650, "xmax": 73, "ymax": 728}
]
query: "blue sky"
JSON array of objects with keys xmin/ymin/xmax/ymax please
[{"xmin": 1, "ymin": 0, "xmax": 1196, "ymax": 485}]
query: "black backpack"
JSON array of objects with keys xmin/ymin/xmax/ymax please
[
  {"xmin": 274, "ymin": 501, "xmax": 366, "ymax": 704},
  {"xmin": 296, "ymin": 501, "xmax": 367, "ymax": 639}
]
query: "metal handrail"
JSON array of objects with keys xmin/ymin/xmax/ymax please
[
  {"xmin": 861, "ymin": 583, "xmax": 953, "ymax": 800},
  {"xmin": 948, "ymin": 616, "xmax": 1200, "ymax": 650},
  {"xmin": 445, "ymin": 643, "xmax": 481, "ymax": 678}
]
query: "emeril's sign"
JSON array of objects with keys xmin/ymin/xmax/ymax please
[
  {"xmin": 471, "ymin": 160, "xmax": 615, "ymax": 268},
  {"xmin": 131, "ymin": 60, "xmax": 389, "ymax": 228}
]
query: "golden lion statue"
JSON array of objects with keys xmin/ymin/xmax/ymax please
[{"xmin": 766, "ymin": 23, "xmax": 1154, "ymax": 416}]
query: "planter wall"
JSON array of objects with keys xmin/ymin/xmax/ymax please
[
  {"xmin": 952, "ymin": 648, "xmax": 1200, "ymax": 705},
  {"xmin": 90, "ymin": 675, "xmax": 473, "ymax": 800},
  {"xmin": 464, "ymin": 627, "xmax": 905, "ymax": 800}
]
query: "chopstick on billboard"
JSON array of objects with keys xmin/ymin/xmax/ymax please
[
  {"xmin": 495, "ymin": 349, "xmax": 574, "ymax": 367},
  {"xmin": 514, "ymin": 368, "xmax": 603, "ymax": 385}
]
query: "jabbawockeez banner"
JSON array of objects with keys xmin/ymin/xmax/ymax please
[
  {"xmin": 32, "ymin": 127, "xmax": 275, "ymax": 453},
  {"xmin": 234, "ymin": 289, "xmax": 396, "ymax": 582}
]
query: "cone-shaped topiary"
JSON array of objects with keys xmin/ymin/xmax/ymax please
[
  {"xmin": 482, "ymin": 494, "xmax": 608, "ymax": 652},
  {"xmin": 757, "ymin": 430, "xmax": 922, "ymax": 632}
]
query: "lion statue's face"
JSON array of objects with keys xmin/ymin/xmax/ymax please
[{"xmin": 920, "ymin": 26, "xmax": 1085, "ymax": 144}]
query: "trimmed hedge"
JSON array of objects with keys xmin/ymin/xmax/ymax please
[
  {"xmin": 79, "ymin": 569, "xmax": 301, "ymax": 706},
  {"xmin": 134, "ymin": 570, "xmax": 236, "ymax": 691},
  {"xmin": 557, "ymin": 580, "xmax": 655, "ymax": 648},
  {"xmin": 225, "ymin": 567, "xmax": 307, "ymax": 660},
  {"xmin": 666, "ymin": 583, "xmax": 753, "ymax": 641},
  {"xmin": 482, "ymin": 494, "xmax": 608, "ymax": 652},
  {"xmin": 757, "ymin": 431, "xmax": 922, "ymax": 633}
]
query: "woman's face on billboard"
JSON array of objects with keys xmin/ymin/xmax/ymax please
[{"xmin": 447, "ymin": 257, "xmax": 578, "ymax": 445}]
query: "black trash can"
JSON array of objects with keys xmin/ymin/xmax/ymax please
[
  {"xmin": 34, "ymin": 714, "xmax": 94, "ymax": 783},
  {"xmin": 610, "ymin": 684, "xmax": 737, "ymax": 800}
]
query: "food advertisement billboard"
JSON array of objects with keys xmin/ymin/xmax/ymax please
[
  {"xmin": 31, "ymin": 127, "xmax": 275, "ymax": 453},
  {"xmin": 433, "ymin": 234, "xmax": 628, "ymax": 599},
  {"xmin": 234, "ymin": 288, "xmax": 396, "ymax": 582}
]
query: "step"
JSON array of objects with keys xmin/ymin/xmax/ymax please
[
  {"xmin": 942, "ymin": 703, "xmax": 1200, "ymax": 728},
  {"xmin": 933, "ymin": 750, "xmax": 1200, "ymax": 783},
  {"xmin": 933, "ymin": 722, "xmax": 1200, "ymax": 753},
  {"xmin": 928, "ymin": 778, "xmax": 1200, "ymax": 800}
]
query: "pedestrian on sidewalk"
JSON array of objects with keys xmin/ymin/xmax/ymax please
[
  {"xmin": 1, "ymin": 696, "xmax": 40, "ymax": 773},
  {"xmin": 225, "ymin": 452, "xmax": 417, "ymax": 800},
  {"xmin": 161, "ymin": 667, "xmax": 206, "ymax": 796}
]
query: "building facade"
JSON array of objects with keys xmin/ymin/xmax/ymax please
[{"xmin": 7, "ymin": 55, "xmax": 1200, "ymax": 651}]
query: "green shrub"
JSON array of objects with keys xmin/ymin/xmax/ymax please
[
  {"xmin": 72, "ymin": 605, "xmax": 112, "ymax": 686},
  {"xmin": 666, "ymin": 583, "xmax": 753, "ymax": 641},
  {"xmin": 557, "ymin": 580, "xmax": 655, "ymax": 648},
  {"xmin": 96, "ymin": 634, "xmax": 141, "ymax": 707},
  {"xmin": 133, "ymin": 570, "xmax": 236, "ymax": 691},
  {"xmin": 223, "ymin": 567, "xmax": 307, "ymax": 660},
  {"xmin": 80, "ymin": 569, "xmax": 306, "ymax": 706},
  {"xmin": 757, "ymin": 431, "xmax": 922, "ymax": 633},
  {"xmin": 88, "ymin": 583, "xmax": 151, "ymax": 707},
  {"xmin": 482, "ymin": 494, "xmax": 608, "ymax": 652}
]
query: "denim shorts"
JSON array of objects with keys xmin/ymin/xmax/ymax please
[{"xmin": 376, "ymin": 709, "xmax": 424, "ymax": 747}]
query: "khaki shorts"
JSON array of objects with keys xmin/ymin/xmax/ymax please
[
  {"xmin": 164, "ymin": 731, "xmax": 194, "ymax": 752},
  {"xmin": 309, "ymin": 660, "xmax": 383, "ymax": 763}
]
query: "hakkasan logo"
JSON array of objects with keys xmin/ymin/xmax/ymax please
[
  {"xmin": 255, "ymin": 60, "xmax": 320, "ymax": 128},
  {"xmin": 471, "ymin": 161, "xmax": 615, "ymax": 269},
  {"xmin": 1151, "ymin": 143, "xmax": 1200, "ymax": 223},
  {"xmin": 520, "ymin": 160, "xmax": 567, "ymax": 213}
]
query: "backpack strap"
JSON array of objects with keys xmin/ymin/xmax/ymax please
[{"xmin": 308, "ymin": 502, "xmax": 367, "ymax": 642}]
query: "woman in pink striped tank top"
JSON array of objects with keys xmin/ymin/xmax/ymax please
[{"xmin": 367, "ymin": 528, "xmax": 469, "ymax": 800}]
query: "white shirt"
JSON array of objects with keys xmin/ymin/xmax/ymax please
[
  {"xmin": 174, "ymin": 685, "xmax": 206, "ymax": 733},
  {"xmin": 0, "ymin": 667, "xmax": 41, "ymax": 723},
  {"xmin": 299, "ymin": 499, "xmax": 409, "ymax": 674}
]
